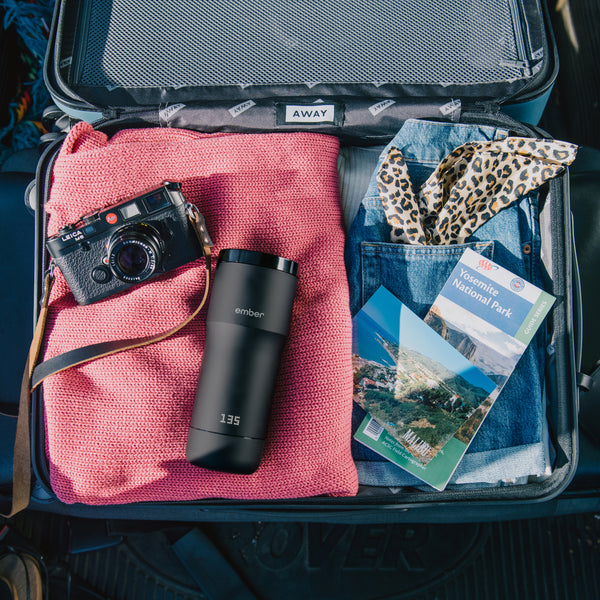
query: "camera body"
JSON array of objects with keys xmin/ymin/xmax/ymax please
[{"xmin": 47, "ymin": 182, "xmax": 204, "ymax": 305}]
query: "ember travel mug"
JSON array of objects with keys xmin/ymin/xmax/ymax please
[{"xmin": 186, "ymin": 249, "xmax": 298, "ymax": 473}]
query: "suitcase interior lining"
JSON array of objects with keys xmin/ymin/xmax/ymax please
[{"xmin": 30, "ymin": 138, "xmax": 577, "ymax": 508}]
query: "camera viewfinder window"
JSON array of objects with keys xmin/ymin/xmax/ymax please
[
  {"xmin": 120, "ymin": 202, "xmax": 142, "ymax": 220},
  {"xmin": 144, "ymin": 192, "xmax": 170, "ymax": 213}
]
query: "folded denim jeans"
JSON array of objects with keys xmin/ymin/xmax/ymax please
[{"xmin": 344, "ymin": 119, "xmax": 551, "ymax": 487}]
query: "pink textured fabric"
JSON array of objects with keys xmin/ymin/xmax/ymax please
[{"xmin": 42, "ymin": 122, "xmax": 358, "ymax": 505}]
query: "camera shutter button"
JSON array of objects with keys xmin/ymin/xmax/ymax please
[{"xmin": 91, "ymin": 266, "xmax": 111, "ymax": 284}]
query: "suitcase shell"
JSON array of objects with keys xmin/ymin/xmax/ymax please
[
  {"xmin": 44, "ymin": 0, "xmax": 558, "ymax": 132},
  {"xmin": 22, "ymin": 0, "xmax": 580, "ymax": 522}
]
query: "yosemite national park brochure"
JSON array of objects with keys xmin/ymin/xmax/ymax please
[{"xmin": 353, "ymin": 249, "xmax": 555, "ymax": 490}]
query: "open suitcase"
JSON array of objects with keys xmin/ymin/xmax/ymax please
[{"xmin": 6, "ymin": 0, "xmax": 581, "ymax": 522}]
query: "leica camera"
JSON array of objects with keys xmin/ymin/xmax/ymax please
[{"xmin": 46, "ymin": 182, "xmax": 205, "ymax": 305}]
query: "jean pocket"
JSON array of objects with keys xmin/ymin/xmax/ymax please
[{"xmin": 360, "ymin": 241, "xmax": 495, "ymax": 318}]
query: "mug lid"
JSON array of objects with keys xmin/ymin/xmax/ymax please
[{"xmin": 218, "ymin": 249, "xmax": 298, "ymax": 276}]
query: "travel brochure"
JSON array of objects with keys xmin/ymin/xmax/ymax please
[{"xmin": 353, "ymin": 249, "xmax": 555, "ymax": 490}]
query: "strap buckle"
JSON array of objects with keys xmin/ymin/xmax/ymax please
[
  {"xmin": 39, "ymin": 261, "xmax": 56, "ymax": 308},
  {"xmin": 186, "ymin": 204, "xmax": 214, "ymax": 258},
  {"xmin": 43, "ymin": 260, "xmax": 56, "ymax": 283}
]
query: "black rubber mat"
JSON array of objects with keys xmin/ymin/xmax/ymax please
[
  {"xmin": 193, "ymin": 517, "xmax": 600, "ymax": 599},
  {"xmin": 9, "ymin": 512, "xmax": 600, "ymax": 599}
]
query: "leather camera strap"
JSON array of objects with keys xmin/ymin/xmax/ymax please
[{"xmin": 2, "ymin": 207, "xmax": 212, "ymax": 518}]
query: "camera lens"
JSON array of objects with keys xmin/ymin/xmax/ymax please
[
  {"xmin": 107, "ymin": 224, "xmax": 162, "ymax": 283},
  {"xmin": 115, "ymin": 244, "xmax": 149, "ymax": 276}
]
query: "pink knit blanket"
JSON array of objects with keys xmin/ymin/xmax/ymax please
[{"xmin": 42, "ymin": 122, "xmax": 357, "ymax": 505}]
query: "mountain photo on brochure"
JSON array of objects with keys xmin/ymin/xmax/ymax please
[{"xmin": 352, "ymin": 286, "xmax": 496, "ymax": 465}]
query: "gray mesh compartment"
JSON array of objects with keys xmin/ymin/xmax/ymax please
[{"xmin": 68, "ymin": 0, "xmax": 535, "ymax": 90}]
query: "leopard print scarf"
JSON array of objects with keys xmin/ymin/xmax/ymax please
[{"xmin": 377, "ymin": 137, "xmax": 578, "ymax": 245}]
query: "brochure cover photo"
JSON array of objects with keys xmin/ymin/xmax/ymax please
[
  {"xmin": 352, "ymin": 286, "xmax": 496, "ymax": 465},
  {"xmin": 424, "ymin": 249, "xmax": 556, "ymax": 389}
]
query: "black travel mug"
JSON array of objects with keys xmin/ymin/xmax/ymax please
[{"xmin": 186, "ymin": 249, "xmax": 298, "ymax": 473}]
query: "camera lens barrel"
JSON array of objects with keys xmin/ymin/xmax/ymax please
[
  {"xmin": 186, "ymin": 249, "xmax": 298, "ymax": 474},
  {"xmin": 107, "ymin": 224, "xmax": 162, "ymax": 282}
]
